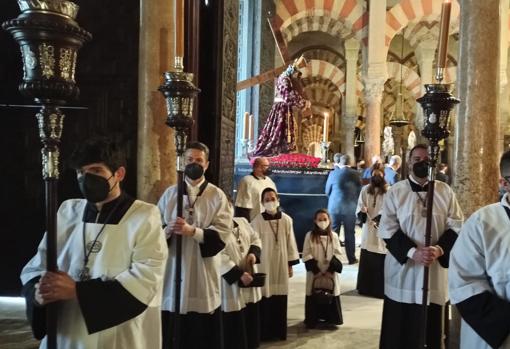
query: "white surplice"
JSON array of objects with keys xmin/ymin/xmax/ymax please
[
  {"xmin": 302, "ymin": 231, "xmax": 342, "ymax": 296},
  {"xmin": 235, "ymin": 174, "xmax": 277, "ymax": 221},
  {"xmin": 20, "ymin": 199, "xmax": 168, "ymax": 349},
  {"xmin": 158, "ymin": 181, "xmax": 232, "ymax": 314},
  {"xmin": 378, "ymin": 179, "xmax": 463, "ymax": 305},
  {"xmin": 356, "ymin": 185, "xmax": 387, "ymax": 254},
  {"xmin": 251, "ymin": 212, "xmax": 299, "ymax": 297},
  {"xmin": 220, "ymin": 217, "xmax": 262, "ymax": 312},
  {"xmin": 449, "ymin": 193, "xmax": 510, "ymax": 349}
]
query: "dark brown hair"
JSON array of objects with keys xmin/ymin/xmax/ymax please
[{"xmin": 367, "ymin": 168, "xmax": 388, "ymax": 195}]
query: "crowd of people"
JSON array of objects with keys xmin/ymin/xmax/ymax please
[{"xmin": 19, "ymin": 136, "xmax": 510, "ymax": 349}]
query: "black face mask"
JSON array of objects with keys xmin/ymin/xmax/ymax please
[
  {"xmin": 78, "ymin": 173, "xmax": 113, "ymax": 203},
  {"xmin": 185, "ymin": 163, "xmax": 204, "ymax": 180},
  {"xmin": 413, "ymin": 161, "xmax": 429, "ymax": 179},
  {"xmin": 263, "ymin": 168, "xmax": 272, "ymax": 176}
]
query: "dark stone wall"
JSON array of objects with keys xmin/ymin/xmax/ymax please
[
  {"xmin": 255, "ymin": 0, "xmax": 276, "ymax": 129},
  {"xmin": 0, "ymin": 1, "xmax": 140, "ymax": 295},
  {"xmin": 218, "ymin": 0, "xmax": 239, "ymax": 194}
]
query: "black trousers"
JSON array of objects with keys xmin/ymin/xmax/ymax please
[
  {"xmin": 162, "ymin": 308, "xmax": 223, "ymax": 349},
  {"xmin": 379, "ymin": 296, "xmax": 444, "ymax": 349}
]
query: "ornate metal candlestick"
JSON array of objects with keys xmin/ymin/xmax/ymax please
[
  {"xmin": 158, "ymin": 56, "xmax": 200, "ymax": 348},
  {"xmin": 416, "ymin": 81, "xmax": 459, "ymax": 348},
  {"xmin": 3, "ymin": 1, "xmax": 91, "ymax": 347},
  {"xmin": 319, "ymin": 141, "xmax": 332, "ymax": 168}
]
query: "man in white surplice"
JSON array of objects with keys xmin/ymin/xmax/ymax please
[
  {"xmin": 378, "ymin": 144, "xmax": 463, "ymax": 349},
  {"xmin": 20, "ymin": 137, "xmax": 168, "ymax": 349},
  {"xmin": 158, "ymin": 142, "xmax": 232, "ymax": 349},
  {"xmin": 449, "ymin": 150, "xmax": 510, "ymax": 349},
  {"xmin": 235, "ymin": 156, "xmax": 277, "ymax": 222}
]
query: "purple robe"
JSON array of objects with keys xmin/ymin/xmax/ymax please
[{"xmin": 252, "ymin": 72, "xmax": 306, "ymax": 157}]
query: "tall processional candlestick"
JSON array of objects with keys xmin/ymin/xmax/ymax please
[
  {"xmin": 2, "ymin": 2, "xmax": 91, "ymax": 348},
  {"xmin": 158, "ymin": 1, "xmax": 200, "ymax": 347},
  {"xmin": 416, "ymin": 1, "xmax": 458, "ymax": 347}
]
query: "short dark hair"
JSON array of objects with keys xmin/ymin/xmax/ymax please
[
  {"xmin": 500, "ymin": 150, "xmax": 510, "ymax": 176},
  {"xmin": 69, "ymin": 136, "xmax": 125, "ymax": 172},
  {"xmin": 186, "ymin": 142, "xmax": 210, "ymax": 160},
  {"xmin": 261, "ymin": 187, "xmax": 278, "ymax": 202},
  {"xmin": 409, "ymin": 144, "xmax": 428, "ymax": 159}
]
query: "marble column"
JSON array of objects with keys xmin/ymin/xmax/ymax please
[
  {"xmin": 137, "ymin": 0, "xmax": 177, "ymax": 203},
  {"xmin": 363, "ymin": 78, "xmax": 385, "ymax": 162},
  {"xmin": 454, "ymin": 0, "xmax": 500, "ymax": 216},
  {"xmin": 344, "ymin": 38, "xmax": 360, "ymax": 160},
  {"xmin": 363, "ymin": 0, "xmax": 387, "ymax": 163}
]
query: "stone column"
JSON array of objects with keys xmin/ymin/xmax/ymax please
[
  {"xmin": 137, "ymin": 0, "xmax": 176, "ymax": 203},
  {"xmin": 454, "ymin": 0, "xmax": 500, "ymax": 216},
  {"xmin": 415, "ymin": 39, "xmax": 436, "ymax": 141},
  {"xmin": 344, "ymin": 38, "xmax": 360, "ymax": 160},
  {"xmin": 363, "ymin": 78, "xmax": 385, "ymax": 162},
  {"xmin": 363, "ymin": 0, "xmax": 387, "ymax": 162}
]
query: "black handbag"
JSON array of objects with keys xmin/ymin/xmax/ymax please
[
  {"xmin": 238, "ymin": 262, "xmax": 266, "ymax": 288},
  {"xmin": 311, "ymin": 274, "xmax": 335, "ymax": 305}
]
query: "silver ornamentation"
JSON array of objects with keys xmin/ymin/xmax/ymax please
[
  {"xmin": 21, "ymin": 45, "xmax": 37, "ymax": 79},
  {"xmin": 59, "ymin": 47, "xmax": 73, "ymax": 81},
  {"xmin": 39, "ymin": 43, "xmax": 55, "ymax": 79}
]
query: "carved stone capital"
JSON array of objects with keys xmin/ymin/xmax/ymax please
[{"xmin": 363, "ymin": 77, "xmax": 386, "ymax": 104}]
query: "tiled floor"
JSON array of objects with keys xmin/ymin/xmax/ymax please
[{"xmin": 0, "ymin": 229, "xmax": 384, "ymax": 349}]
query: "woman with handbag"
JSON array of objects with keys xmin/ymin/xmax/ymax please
[{"xmin": 302, "ymin": 209, "xmax": 343, "ymax": 329}]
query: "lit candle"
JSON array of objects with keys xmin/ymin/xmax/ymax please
[
  {"xmin": 437, "ymin": 0, "xmax": 451, "ymax": 68},
  {"xmin": 249, "ymin": 114, "xmax": 254, "ymax": 141},
  {"xmin": 323, "ymin": 113, "xmax": 328, "ymax": 142},
  {"xmin": 175, "ymin": 0, "xmax": 184, "ymax": 58},
  {"xmin": 243, "ymin": 112, "xmax": 249, "ymax": 140}
]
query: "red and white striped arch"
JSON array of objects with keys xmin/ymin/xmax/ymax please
[
  {"xmin": 385, "ymin": 0, "xmax": 460, "ymax": 47},
  {"xmin": 301, "ymin": 59, "xmax": 345, "ymax": 92},
  {"xmin": 275, "ymin": 0, "xmax": 368, "ymax": 44},
  {"xmin": 386, "ymin": 62, "xmax": 422, "ymax": 99}
]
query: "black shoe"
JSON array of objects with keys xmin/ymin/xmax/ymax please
[{"xmin": 348, "ymin": 258, "xmax": 359, "ymax": 265}]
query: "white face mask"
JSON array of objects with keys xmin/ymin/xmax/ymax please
[
  {"xmin": 316, "ymin": 221, "xmax": 329, "ymax": 230},
  {"xmin": 263, "ymin": 201, "xmax": 278, "ymax": 213}
]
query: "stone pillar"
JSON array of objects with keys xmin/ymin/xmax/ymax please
[
  {"xmin": 500, "ymin": 0, "xmax": 510, "ymax": 153},
  {"xmin": 363, "ymin": 78, "xmax": 385, "ymax": 162},
  {"xmin": 363, "ymin": 0, "xmax": 387, "ymax": 162},
  {"xmin": 454, "ymin": 0, "xmax": 500, "ymax": 216},
  {"xmin": 344, "ymin": 38, "xmax": 360, "ymax": 160},
  {"xmin": 137, "ymin": 0, "xmax": 176, "ymax": 203},
  {"xmin": 415, "ymin": 39, "xmax": 436, "ymax": 141}
]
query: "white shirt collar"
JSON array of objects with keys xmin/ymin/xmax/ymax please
[
  {"xmin": 185, "ymin": 177, "xmax": 205, "ymax": 193},
  {"xmin": 409, "ymin": 174, "xmax": 429, "ymax": 186},
  {"xmin": 502, "ymin": 192, "xmax": 510, "ymax": 209}
]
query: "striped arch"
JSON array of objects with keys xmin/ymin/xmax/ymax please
[
  {"xmin": 281, "ymin": 12, "xmax": 361, "ymax": 44},
  {"xmin": 385, "ymin": 0, "xmax": 460, "ymax": 47},
  {"xmin": 386, "ymin": 62, "xmax": 422, "ymax": 98},
  {"xmin": 301, "ymin": 59, "xmax": 345, "ymax": 92},
  {"xmin": 275, "ymin": 0, "xmax": 368, "ymax": 42},
  {"xmin": 305, "ymin": 86, "xmax": 341, "ymax": 111}
]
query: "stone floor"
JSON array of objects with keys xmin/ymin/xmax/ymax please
[{"xmin": 0, "ymin": 229, "xmax": 385, "ymax": 349}]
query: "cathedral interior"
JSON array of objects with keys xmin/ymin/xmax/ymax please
[{"xmin": 0, "ymin": 0, "xmax": 508, "ymax": 348}]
